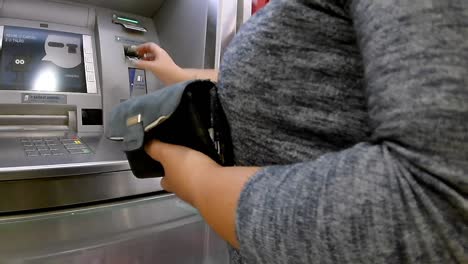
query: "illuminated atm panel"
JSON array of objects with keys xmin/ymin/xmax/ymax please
[{"xmin": 0, "ymin": 25, "xmax": 97, "ymax": 94}]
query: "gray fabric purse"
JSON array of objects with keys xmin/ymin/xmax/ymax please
[{"xmin": 107, "ymin": 80, "xmax": 234, "ymax": 178}]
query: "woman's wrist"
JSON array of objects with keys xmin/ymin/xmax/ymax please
[
  {"xmin": 173, "ymin": 67, "xmax": 192, "ymax": 83},
  {"xmin": 183, "ymin": 69, "xmax": 219, "ymax": 83},
  {"xmin": 187, "ymin": 165, "xmax": 260, "ymax": 249},
  {"xmin": 190, "ymin": 166, "xmax": 260, "ymax": 210},
  {"xmin": 190, "ymin": 164, "xmax": 223, "ymax": 208},
  {"xmin": 156, "ymin": 66, "xmax": 191, "ymax": 86}
]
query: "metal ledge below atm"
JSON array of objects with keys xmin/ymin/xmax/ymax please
[
  {"xmin": 0, "ymin": 126, "xmax": 164, "ymax": 213},
  {"xmin": 0, "ymin": 160, "xmax": 130, "ymax": 181},
  {"xmin": 0, "ymin": 169, "xmax": 163, "ymax": 214},
  {"xmin": 0, "ymin": 194, "xmax": 210, "ymax": 262}
]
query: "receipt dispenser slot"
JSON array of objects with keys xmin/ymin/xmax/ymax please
[{"xmin": 0, "ymin": 105, "xmax": 77, "ymax": 132}]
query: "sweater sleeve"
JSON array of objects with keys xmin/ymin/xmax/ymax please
[{"xmin": 235, "ymin": 1, "xmax": 468, "ymax": 263}]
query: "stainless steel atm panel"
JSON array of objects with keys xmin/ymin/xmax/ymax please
[
  {"xmin": 0, "ymin": 0, "xmax": 249, "ymax": 213},
  {"xmin": 0, "ymin": 194, "xmax": 229, "ymax": 264},
  {"xmin": 0, "ymin": 0, "xmax": 170, "ymax": 212}
]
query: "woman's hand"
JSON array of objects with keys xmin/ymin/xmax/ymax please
[
  {"xmin": 145, "ymin": 140, "xmax": 259, "ymax": 248},
  {"xmin": 145, "ymin": 140, "xmax": 221, "ymax": 205},
  {"xmin": 134, "ymin": 43, "xmax": 190, "ymax": 86},
  {"xmin": 134, "ymin": 43, "xmax": 219, "ymax": 85}
]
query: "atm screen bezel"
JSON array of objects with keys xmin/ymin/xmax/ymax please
[{"xmin": 0, "ymin": 23, "xmax": 98, "ymax": 95}]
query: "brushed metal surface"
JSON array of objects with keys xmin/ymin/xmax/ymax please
[
  {"xmin": 153, "ymin": 0, "xmax": 209, "ymax": 69},
  {"xmin": 0, "ymin": 135, "xmax": 131, "ymax": 181},
  {"xmin": 0, "ymin": 194, "xmax": 214, "ymax": 263},
  {"xmin": 0, "ymin": 25, "xmax": 3, "ymax": 51},
  {"xmin": 0, "ymin": 1, "xmax": 236, "ymax": 262},
  {"xmin": 0, "ymin": 160, "xmax": 129, "ymax": 181},
  {"xmin": 0, "ymin": 133, "xmax": 163, "ymax": 213},
  {"xmin": 0, "ymin": 170, "xmax": 163, "ymax": 213},
  {"xmin": 204, "ymin": 0, "xmax": 218, "ymax": 69},
  {"xmin": 206, "ymin": 0, "xmax": 239, "ymax": 69},
  {"xmin": 72, "ymin": 0, "xmax": 165, "ymax": 17},
  {"xmin": 96, "ymin": 7, "xmax": 161, "ymax": 130},
  {"xmin": 0, "ymin": 0, "xmax": 93, "ymax": 28},
  {"xmin": 218, "ymin": 0, "xmax": 238, "ymax": 68},
  {"xmin": 237, "ymin": 0, "xmax": 252, "ymax": 29}
]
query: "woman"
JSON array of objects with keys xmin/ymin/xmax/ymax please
[{"xmin": 135, "ymin": 0, "xmax": 468, "ymax": 263}]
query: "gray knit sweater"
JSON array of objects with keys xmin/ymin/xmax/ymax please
[{"xmin": 218, "ymin": 0, "xmax": 468, "ymax": 263}]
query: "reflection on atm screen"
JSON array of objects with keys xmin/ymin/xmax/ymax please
[{"xmin": 0, "ymin": 26, "xmax": 95, "ymax": 94}]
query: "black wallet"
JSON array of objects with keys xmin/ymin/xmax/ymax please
[{"xmin": 107, "ymin": 80, "xmax": 234, "ymax": 178}]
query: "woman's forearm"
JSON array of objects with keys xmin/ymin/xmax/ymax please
[
  {"xmin": 144, "ymin": 134, "xmax": 257, "ymax": 249},
  {"xmin": 184, "ymin": 69, "xmax": 219, "ymax": 83},
  {"xmin": 192, "ymin": 166, "xmax": 260, "ymax": 249}
]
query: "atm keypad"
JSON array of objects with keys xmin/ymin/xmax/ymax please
[
  {"xmin": 51, "ymin": 150, "xmax": 65, "ymax": 156},
  {"xmin": 65, "ymin": 144, "xmax": 87, "ymax": 150},
  {"xmin": 26, "ymin": 151, "xmax": 40, "ymax": 157},
  {"xmin": 20, "ymin": 137, "xmax": 92, "ymax": 157},
  {"xmin": 68, "ymin": 148, "xmax": 92, "ymax": 155},
  {"xmin": 39, "ymin": 150, "xmax": 52, "ymax": 156}
]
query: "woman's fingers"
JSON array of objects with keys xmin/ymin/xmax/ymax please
[
  {"xmin": 136, "ymin": 42, "xmax": 160, "ymax": 60},
  {"xmin": 160, "ymin": 177, "xmax": 169, "ymax": 191},
  {"xmin": 133, "ymin": 59, "xmax": 154, "ymax": 70},
  {"xmin": 144, "ymin": 140, "xmax": 166, "ymax": 162}
]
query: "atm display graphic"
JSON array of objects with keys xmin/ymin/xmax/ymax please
[{"xmin": 0, "ymin": 26, "xmax": 87, "ymax": 93}]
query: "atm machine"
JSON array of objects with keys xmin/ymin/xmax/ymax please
[{"xmin": 0, "ymin": 0, "xmax": 250, "ymax": 262}]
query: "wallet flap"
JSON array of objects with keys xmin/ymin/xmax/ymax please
[
  {"xmin": 105, "ymin": 79, "xmax": 233, "ymax": 178},
  {"xmin": 123, "ymin": 122, "xmax": 145, "ymax": 151},
  {"xmin": 106, "ymin": 80, "xmax": 195, "ymax": 144}
]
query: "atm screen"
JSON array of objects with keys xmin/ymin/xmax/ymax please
[{"xmin": 0, "ymin": 26, "xmax": 87, "ymax": 93}]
